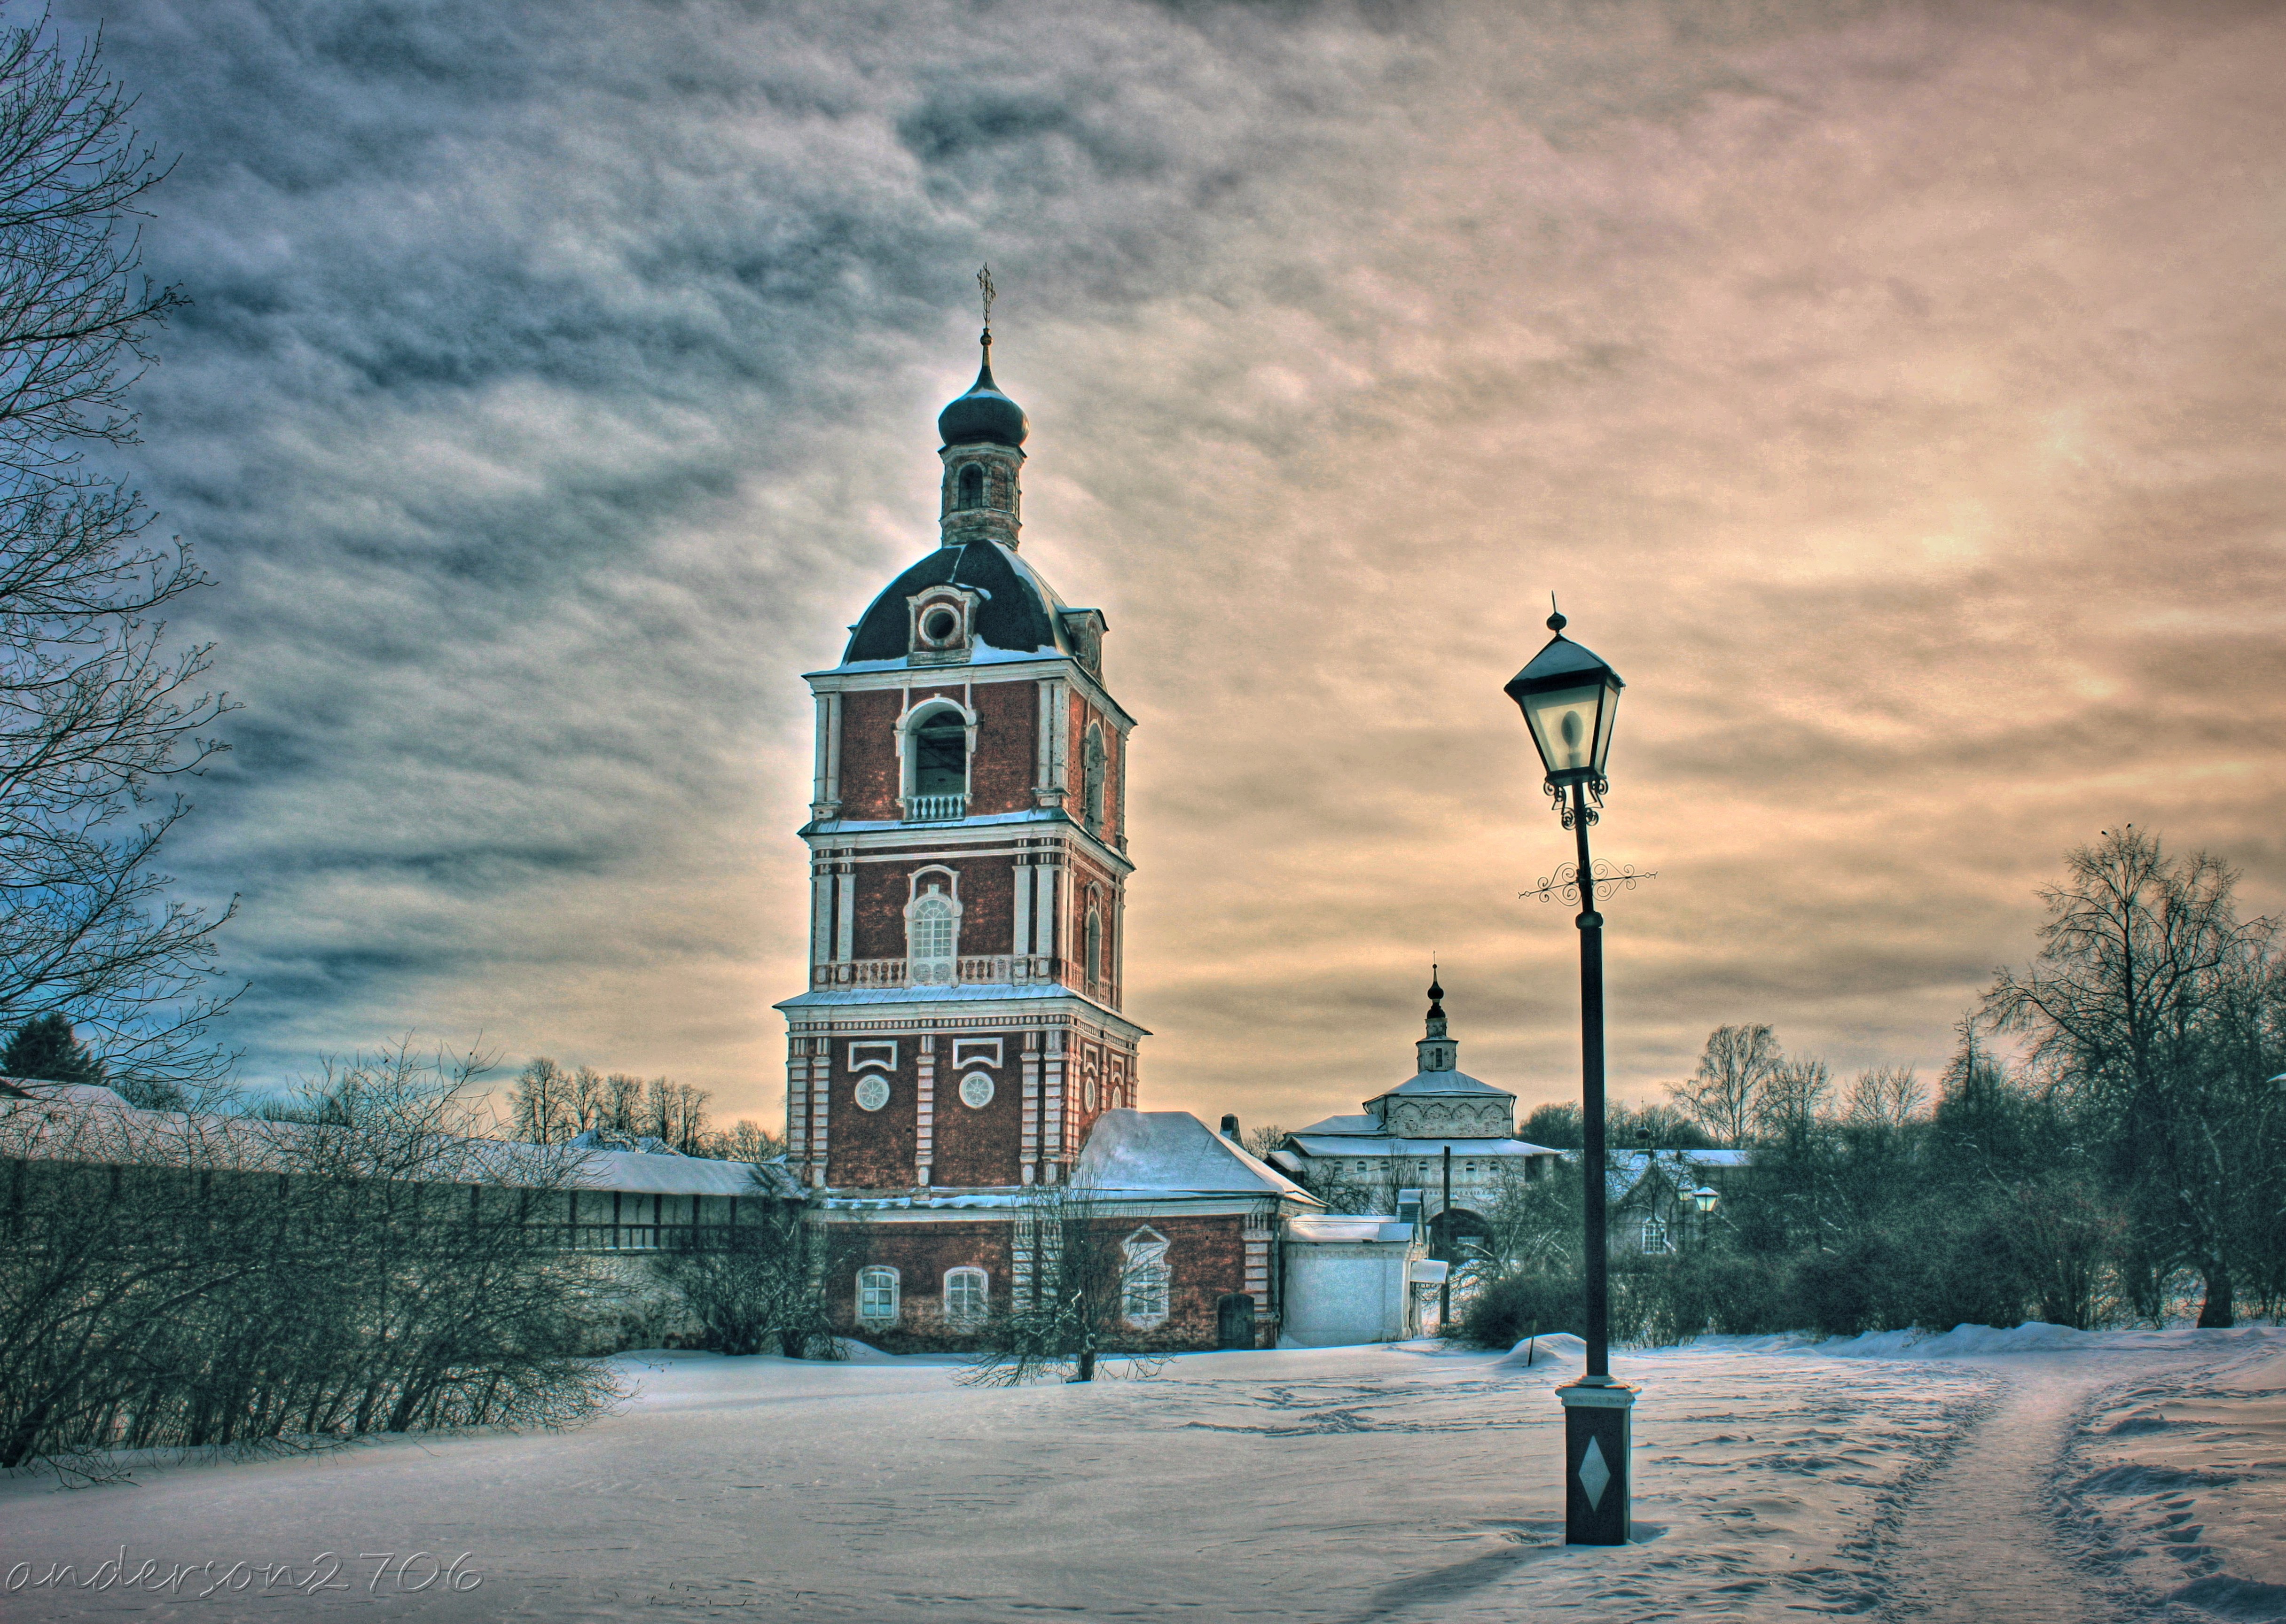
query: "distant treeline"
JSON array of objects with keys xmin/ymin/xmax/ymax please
[
  {"xmin": 494, "ymin": 1057, "xmax": 782, "ymax": 1162},
  {"xmin": 1464, "ymin": 828, "xmax": 2286, "ymax": 1344}
]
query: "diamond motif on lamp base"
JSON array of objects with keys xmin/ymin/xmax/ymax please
[{"xmin": 1557, "ymin": 1380, "xmax": 1636, "ymax": 1545}]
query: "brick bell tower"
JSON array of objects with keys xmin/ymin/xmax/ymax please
[{"xmin": 775, "ymin": 307, "xmax": 1145, "ymax": 1194}]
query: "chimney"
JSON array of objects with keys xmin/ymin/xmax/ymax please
[{"xmin": 1220, "ymin": 1113, "xmax": 1241, "ymax": 1142}]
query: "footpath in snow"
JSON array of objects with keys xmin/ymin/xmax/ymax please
[{"xmin": 1, "ymin": 1325, "xmax": 2280, "ymax": 1623}]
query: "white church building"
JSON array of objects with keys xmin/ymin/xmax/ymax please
[{"xmin": 1266, "ymin": 976, "xmax": 1563, "ymax": 1264}]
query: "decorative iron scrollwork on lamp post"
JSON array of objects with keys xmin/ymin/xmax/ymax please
[{"xmin": 1504, "ymin": 601, "xmax": 1638, "ymax": 1547}]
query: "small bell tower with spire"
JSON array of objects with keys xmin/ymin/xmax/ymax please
[
  {"xmin": 937, "ymin": 265, "xmax": 1027, "ymax": 550},
  {"xmin": 1417, "ymin": 968, "xmax": 1459, "ymax": 1074}
]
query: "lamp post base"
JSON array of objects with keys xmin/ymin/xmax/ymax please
[{"xmin": 1558, "ymin": 1379, "xmax": 1637, "ymax": 1545}]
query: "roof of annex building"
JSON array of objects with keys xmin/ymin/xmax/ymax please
[
  {"xmin": 1375, "ymin": 1068, "xmax": 1514, "ymax": 1100},
  {"xmin": 1567, "ymin": 1147, "xmax": 1754, "ymax": 1201},
  {"xmin": 1285, "ymin": 1133, "xmax": 1562, "ymax": 1159},
  {"xmin": 1075, "ymin": 1110, "xmax": 1318, "ymax": 1203},
  {"xmin": 0, "ymin": 1080, "xmax": 800, "ymax": 1200}
]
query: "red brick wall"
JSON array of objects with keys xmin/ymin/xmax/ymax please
[
  {"xmin": 834, "ymin": 681, "xmax": 1037, "ymax": 821},
  {"xmin": 823, "ymin": 1211, "xmax": 1257, "ymax": 1353},
  {"xmin": 850, "ymin": 856, "xmax": 1015, "ymax": 961},
  {"xmin": 827, "ymin": 1218, "xmax": 1016, "ymax": 1352},
  {"xmin": 839, "ymin": 689, "xmax": 900, "ymax": 819},
  {"xmin": 969, "ymin": 679, "xmax": 1036, "ymax": 814},
  {"xmin": 824, "ymin": 1039, "xmax": 918, "ymax": 1187},
  {"xmin": 932, "ymin": 1031, "xmax": 1023, "ymax": 1187},
  {"xmin": 1062, "ymin": 852, "xmax": 1120, "ymax": 992},
  {"xmin": 960, "ymin": 859, "xmax": 1014, "ymax": 957},
  {"xmin": 1143, "ymin": 1214, "xmax": 1254, "ymax": 1348}
]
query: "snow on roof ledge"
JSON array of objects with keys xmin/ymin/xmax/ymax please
[
  {"xmin": 1075, "ymin": 1110, "xmax": 1317, "ymax": 1202},
  {"xmin": 1285, "ymin": 1214, "xmax": 1416, "ymax": 1244}
]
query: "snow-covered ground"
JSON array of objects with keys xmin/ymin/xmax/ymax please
[{"xmin": 3, "ymin": 1327, "xmax": 2280, "ymax": 1622}]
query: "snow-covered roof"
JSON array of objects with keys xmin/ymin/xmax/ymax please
[
  {"xmin": 1284, "ymin": 1215, "xmax": 1417, "ymax": 1244},
  {"xmin": 1288, "ymin": 1135, "xmax": 1559, "ymax": 1160},
  {"xmin": 1374, "ymin": 1068, "xmax": 1513, "ymax": 1101},
  {"xmin": 1562, "ymin": 1148, "xmax": 1752, "ymax": 1202},
  {"xmin": 0, "ymin": 1078, "xmax": 799, "ymax": 1199},
  {"xmin": 1075, "ymin": 1110, "xmax": 1318, "ymax": 1202},
  {"xmin": 1293, "ymin": 1112, "xmax": 1382, "ymax": 1136}
]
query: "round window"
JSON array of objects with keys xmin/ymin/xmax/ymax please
[
  {"xmin": 1083, "ymin": 1076, "xmax": 1098, "ymax": 1110},
  {"xmin": 958, "ymin": 1072, "xmax": 994, "ymax": 1109},
  {"xmin": 854, "ymin": 1076, "xmax": 891, "ymax": 1112},
  {"xmin": 922, "ymin": 607, "xmax": 959, "ymax": 644}
]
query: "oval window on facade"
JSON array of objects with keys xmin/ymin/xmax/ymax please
[
  {"xmin": 958, "ymin": 1071, "xmax": 994, "ymax": 1109},
  {"xmin": 855, "ymin": 1076, "xmax": 891, "ymax": 1112}
]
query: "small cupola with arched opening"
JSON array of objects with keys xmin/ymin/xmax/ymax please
[{"xmin": 936, "ymin": 303, "xmax": 1026, "ymax": 549}]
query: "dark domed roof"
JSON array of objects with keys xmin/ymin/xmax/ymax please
[
  {"xmin": 841, "ymin": 539, "xmax": 1074, "ymax": 666},
  {"xmin": 937, "ymin": 346, "xmax": 1027, "ymax": 448}
]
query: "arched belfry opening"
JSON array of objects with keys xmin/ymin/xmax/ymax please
[
  {"xmin": 958, "ymin": 464, "xmax": 985, "ymax": 509},
  {"xmin": 906, "ymin": 707, "xmax": 970, "ymax": 821}
]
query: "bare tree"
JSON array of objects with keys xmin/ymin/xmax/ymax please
[
  {"xmin": 1668, "ymin": 1024, "xmax": 1781, "ymax": 1147},
  {"xmin": 508, "ymin": 1056, "xmax": 571, "ymax": 1142},
  {"xmin": 603, "ymin": 1071, "xmax": 642, "ymax": 1135},
  {"xmin": 0, "ymin": 1041, "xmax": 622, "ymax": 1479},
  {"xmin": 1845, "ymin": 1065, "xmax": 1927, "ymax": 1127},
  {"xmin": 960, "ymin": 1178, "xmax": 1166, "ymax": 1386},
  {"xmin": 0, "ymin": 17, "xmax": 235, "ymax": 1098},
  {"xmin": 1242, "ymin": 1122, "xmax": 1286, "ymax": 1160},
  {"xmin": 696, "ymin": 1117, "xmax": 783, "ymax": 1163},
  {"xmin": 639, "ymin": 1076, "xmax": 710, "ymax": 1153},
  {"xmin": 655, "ymin": 1202, "xmax": 837, "ymax": 1358},
  {"xmin": 1987, "ymin": 827, "xmax": 2284, "ymax": 1327},
  {"xmin": 1755, "ymin": 1057, "xmax": 1833, "ymax": 1137}
]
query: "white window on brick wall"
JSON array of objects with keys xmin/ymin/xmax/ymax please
[
  {"xmin": 1641, "ymin": 1218, "xmax": 1673, "ymax": 1256},
  {"xmin": 1121, "ymin": 1228, "xmax": 1170, "ymax": 1329},
  {"xmin": 857, "ymin": 1265, "xmax": 900, "ymax": 1324},
  {"xmin": 944, "ymin": 1266, "xmax": 988, "ymax": 1326}
]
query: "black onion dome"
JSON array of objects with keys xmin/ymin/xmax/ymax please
[
  {"xmin": 842, "ymin": 539, "xmax": 1072, "ymax": 665},
  {"xmin": 936, "ymin": 349, "xmax": 1028, "ymax": 448}
]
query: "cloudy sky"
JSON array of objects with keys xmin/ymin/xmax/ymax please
[{"xmin": 57, "ymin": 0, "xmax": 2286, "ymax": 1132}]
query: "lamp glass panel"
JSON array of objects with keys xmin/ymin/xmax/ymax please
[
  {"xmin": 1520, "ymin": 683, "xmax": 1605, "ymax": 780},
  {"xmin": 1590, "ymin": 682, "xmax": 1621, "ymax": 777}
]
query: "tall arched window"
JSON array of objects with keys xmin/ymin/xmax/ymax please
[
  {"xmin": 908, "ymin": 707, "xmax": 968, "ymax": 820},
  {"xmin": 958, "ymin": 464, "xmax": 985, "ymax": 508},
  {"xmin": 1121, "ymin": 1229, "xmax": 1170, "ymax": 1328},
  {"xmin": 943, "ymin": 1266, "xmax": 988, "ymax": 1326},
  {"xmin": 908, "ymin": 881, "xmax": 958, "ymax": 985},
  {"xmin": 857, "ymin": 1266, "xmax": 900, "ymax": 1324},
  {"xmin": 1081, "ymin": 724, "xmax": 1106, "ymax": 832},
  {"xmin": 1086, "ymin": 906, "xmax": 1104, "ymax": 993}
]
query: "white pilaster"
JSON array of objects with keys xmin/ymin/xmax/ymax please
[
  {"xmin": 916, "ymin": 1036, "xmax": 935, "ymax": 1187},
  {"xmin": 1012, "ymin": 850, "xmax": 1032, "ymax": 963},
  {"xmin": 1021, "ymin": 1031, "xmax": 1041, "ymax": 1183}
]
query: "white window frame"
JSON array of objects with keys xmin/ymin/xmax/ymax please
[
  {"xmin": 904, "ymin": 867, "xmax": 962, "ymax": 986},
  {"xmin": 900, "ymin": 700, "xmax": 975, "ymax": 806},
  {"xmin": 1121, "ymin": 1227, "xmax": 1171, "ymax": 1329},
  {"xmin": 1081, "ymin": 722, "xmax": 1106, "ymax": 831},
  {"xmin": 1640, "ymin": 1217, "xmax": 1674, "ymax": 1256},
  {"xmin": 857, "ymin": 1265, "xmax": 901, "ymax": 1325},
  {"xmin": 950, "ymin": 1038, "xmax": 1003, "ymax": 1070},
  {"xmin": 943, "ymin": 1266, "xmax": 989, "ymax": 1326}
]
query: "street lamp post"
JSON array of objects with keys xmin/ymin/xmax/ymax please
[
  {"xmin": 1504, "ymin": 604, "xmax": 1632, "ymax": 1547},
  {"xmin": 1691, "ymin": 1185, "xmax": 1720, "ymax": 1253}
]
